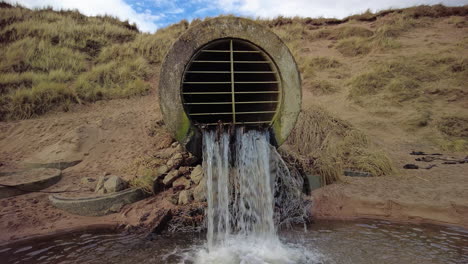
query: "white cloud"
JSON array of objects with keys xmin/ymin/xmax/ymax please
[
  {"xmin": 6, "ymin": 0, "xmax": 160, "ymax": 32},
  {"xmin": 214, "ymin": 0, "xmax": 468, "ymax": 18},
  {"xmin": 5, "ymin": 0, "xmax": 468, "ymax": 32}
]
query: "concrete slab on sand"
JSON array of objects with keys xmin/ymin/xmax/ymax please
[
  {"xmin": 0, "ymin": 168, "xmax": 62, "ymax": 199},
  {"xmin": 23, "ymin": 159, "xmax": 82, "ymax": 170},
  {"xmin": 49, "ymin": 188, "xmax": 148, "ymax": 217}
]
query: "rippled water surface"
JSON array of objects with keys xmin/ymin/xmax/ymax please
[{"xmin": 1, "ymin": 220, "xmax": 467, "ymax": 264}]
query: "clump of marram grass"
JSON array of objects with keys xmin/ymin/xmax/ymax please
[
  {"xmin": 299, "ymin": 56, "xmax": 342, "ymax": 80},
  {"xmin": 336, "ymin": 37, "xmax": 371, "ymax": 56},
  {"xmin": 74, "ymin": 57, "xmax": 151, "ymax": 101},
  {"xmin": 98, "ymin": 20, "xmax": 189, "ymax": 64},
  {"xmin": 0, "ymin": 4, "xmax": 190, "ymax": 121},
  {"xmin": 437, "ymin": 116, "xmax": 468, "ymax": 138},
  {"xmin": 447, "ymin": 16, "xmax": 467, "ymax": 28},
  {"xmin": 284, "ymin": 105, "xmax": 394, "ymax": 185},
  {"xmin": 348, "ymin": 55, "xmax": 444, "ymax": 99},
  {"xmin": 333, "ymin": 15, "xmax": 431, "ymax": 56},
  {"xmin": 385, "ymin": 77, "xmax": 421, "ymax": 102},
  {"xmin": 4, "ymin": 82, "xmax": 77, "ymax": 120},
  {"xmin": 308, "ymin": 79, "xmax": 338, "ymax": 95},
  {"xmin": 405, "ymin": 110, "xmax": 432, "ymax": 129},
  {"xmin": 305, "ymin": 56, "xmax": 342, "ymax": 70},
  {"xmin": 311, "ymin": 26, "xmax": 373, "ymax": 40}
]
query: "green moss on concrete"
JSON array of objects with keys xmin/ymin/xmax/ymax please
[{"xmin": 175, "ymin": 112, "xmax": 191, "ymax": 142}]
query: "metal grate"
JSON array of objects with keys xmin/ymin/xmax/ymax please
[{"xmin": 182, "ymin": 39, "xmax": 281, "ymax": 126}]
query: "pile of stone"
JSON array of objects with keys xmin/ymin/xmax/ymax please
[{"xmin": 151, "ymin": 143, "xmax": 206, "ymax": 206}]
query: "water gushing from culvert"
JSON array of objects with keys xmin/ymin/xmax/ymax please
[{"xmin": 194, "ymin": 128, "xmax": 317, "ymax": 263}]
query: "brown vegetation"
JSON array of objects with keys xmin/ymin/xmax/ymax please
[{"xmin": 1, "ymin": 2, "xmax": 467, "ymax": 184}]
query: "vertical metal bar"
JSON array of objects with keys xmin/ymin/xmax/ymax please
[{"xmin": 229, "ymin": 39, "xmax": 236, "ymax": 124}]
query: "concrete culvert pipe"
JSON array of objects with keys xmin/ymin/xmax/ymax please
[{"xmin": 159, "ymin": 17, "xmax": 301, "ymax": 156}]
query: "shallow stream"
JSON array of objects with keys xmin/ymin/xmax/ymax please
[{"xmin": 1, "ymin": 220, "xmax": 467, "ymax": 264}]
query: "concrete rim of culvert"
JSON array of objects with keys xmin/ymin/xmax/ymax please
[
  {"xmin": 159, "ymin": 16, "xmax": 302, "ymax": 151},
  {"xmin": 0, "ymin": 168, "xmax": 62, "ymax": 199},
  {"xmin": 49, "ymin": 188, "xmax": 148, "ymax": 217}
]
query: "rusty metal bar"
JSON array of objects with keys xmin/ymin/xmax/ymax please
[
  {"xmin": 192, "ymin": 60, "xmax": 230, "ymax": 63},
  {"xmin": 190, "ymin": 112, "xmax": 232, "ymax": 116},
  {"xmin": 186, "ymin": 71, "xmax": 231, "ymax": 73},
  {"xmin": 235, "ymin": 91, "xmax": 279, "ymax": 94},
  {"xmin": 183, "ymin": 82, "xmax": 231, "ymax": 84},
  {"xmin": 200, "ymin": 50, "xmax": 230, "ymax": 53},
  {"xmin": 233, "ymin": 61, "xmax": 270, "ymax": 63},
  {"xmin": 184, "ymin": 102, "xmax": 232, "ymax": 105},
  {"xmin": 230, "ymin": 39, "xmax": 236, "ymax": 124},
  {"xmin": 235, "ymin": 101, "xmax": 279, "ymax": 104},
  {"xmin": 235, "ymin": 71, "xmax": 276, "ymax": 74},
  {"xmin": 183, "ymin": 92, "xmax": 231, "ymax": 95},
  {"xmin": 235, "ymin": 81, "xmax": 279, "ymax": 84}
]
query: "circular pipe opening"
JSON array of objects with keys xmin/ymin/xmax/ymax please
[
  {"xmin": 182, "ymin": 38, "xmax": 281, "ymax": 127},
  {"xmin": 158, "ymin": 17, "xmax": 302, "ymax": 156}
]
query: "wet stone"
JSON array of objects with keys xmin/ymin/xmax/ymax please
[
  {"xmin": 193, "ymin": 178, "xmax": 206, "ymax": 202},
  {"xmin": 167, "ymin": 153, "xmax": 183, "ymax": 169},
  {"xmin": 190, "ymin": 165, "xmax": 203, "ymax": 185},
  {"xmin": 163, "ymin": 170, "xmax": 180, "ymax": 186},
  {"xmin": 173, "ymin": 176, "xmax": 191, "ymax": 189},
  {"xmin": 178, "ymin": 190, "xmax": 193, "ymax": 205}
]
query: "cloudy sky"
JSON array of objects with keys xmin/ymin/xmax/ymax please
[{"xmin": 6, "ymin": 0, "xmax": 468, "ymax": 32}]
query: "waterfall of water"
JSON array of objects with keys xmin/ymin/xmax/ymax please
[{"xmin": 194, "ymin": 128, "xmax": 317, "ymax": 264}]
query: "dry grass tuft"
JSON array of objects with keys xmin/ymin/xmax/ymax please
[
  {"xmin": 285, "ymin": 106, "xmax": 394, "ymax": 185},
  {"xmin": 311, "ymin": 26, "xmax": 373, "ymax": 40},
  {"xmin": 348, "ymin": 55, "xmax": 448, "ymax": 99},
  {"xmin": 437, "ymin": 116, "xmax": 468, "ymax": 138},
  {"xmin": 0, "ymin": 3, "xmax": 191, "ymax": 120},
  {"xmin": 336, "ymin": 37, "xmax": 371, "ymax": 56},
  {"xmin": 308, "ymin": 80, "xmax": 338, "ymax": 95}
]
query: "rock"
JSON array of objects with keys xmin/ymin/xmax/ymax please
[
  {"xmin": 96, "ymin": 175, "xmax": 127, "ymax": 194},
  {"xmin": 190, "ymin": 165, "xmax": 203, "ymax": 185},
  {"xmin": 80, "ymin": 177, "xmax": 96, "ymax": 185},
  {"xmin": 155, "ymin": 147, "xmax": 178, "ymax": 159},
  {"xmin": 163, "ymin": 170, "xmax": 180, "ymax": 186},
  {"xmin": 183, "ymin": 153, "xmax": 198, "ymax": 166},
  {"xmin": 95, "ymin": 176, "xmax": 107, "ymax": 193},
  {"xmin": 167, "ymin": 153, "xmax": 183, "ymax": 169},
  {"xmin": 167, "ymin": 193, "xmax": 178, "ymax": 205},
  {"xmin": 148, "ymin": 209, "xmax": 172, "ymax": 235},
  {"xmin": 173, "ymin": 177, "xmax": 191, "ymax": 189},
  {"xmin": 156, "ymin": 165, "xmax": 169, "ymax": 179},
  {"xmin": 155, "ymin": 133, "xmax": 175, "ymax": 150},
  {"xmin": 193, "ymin": 178, "xmax": 206, "ymax": 202},
  {"xmin": 178, "ymin": 190, "xmax": 193, "ymax": 205},
  {"xmin": 403, "ymin": 164, "xmax": 419, "ymax": 169},
  {"xmin": 178, "ymin": 166, "xmax": 190, "ymax": 175},
  {"xmin": 103, "ymin": 176, "xmax": 127, "ymax": 193}
]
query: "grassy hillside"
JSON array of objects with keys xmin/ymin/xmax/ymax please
[
  {"xmin": 1, "ymin": 2, "xmax": 467, "ymax": 183},
  {"xmin": 0, "ymin": 2, "xmax": 188, "ymax": 120},
  {"xmin": 267, "ymin": 5, "xmax": 468, "ymax": 181}
]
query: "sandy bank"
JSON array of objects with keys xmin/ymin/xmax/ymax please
[{"xmin": 311, "ymin": 163, "xmax": 468, "ymax": 228}]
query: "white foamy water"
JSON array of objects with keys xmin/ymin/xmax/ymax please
[{"xmin": 190, "ymin": 128, "xmax": 321, "ymax": 264}]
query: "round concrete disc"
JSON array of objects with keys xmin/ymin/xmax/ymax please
[{"xmin": 0, "ymin": 168, "xmax": 62, "ymax": 198}]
